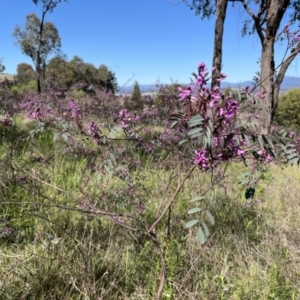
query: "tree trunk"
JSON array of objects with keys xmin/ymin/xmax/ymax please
[
  {"xmin": 211, "ymin": 0, "xmax": 228, "ymax": 89},
  {"xmin": 259, "ymin": 39, "xmax": 275, "ymax": 134},
  {"xmin": 36, "ymin": 60, "xmax": 42, "ymax": 93},
  {"xmin": 36, "ymin": 9, "xmax": 46, "ymax": 93}
]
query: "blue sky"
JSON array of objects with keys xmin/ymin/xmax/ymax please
[{"xmin": 1, "ymin": 0, "xmax": 299, "ymax": 86}]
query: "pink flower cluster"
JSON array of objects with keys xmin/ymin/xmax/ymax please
[
  {"xmin": 118, "ymin": 109, "xmax": 140, "ymax": 130},
  {"xmin": 70, "ymin": 99, "xmax": 82, "ymax": 119},
  {"xmin": 194, "ymin": 149, "xmax": 209, "ymax": 170}
]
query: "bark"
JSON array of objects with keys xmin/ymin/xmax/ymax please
[
  {"xmin": 36, "ymin": 0, "xmax": 53, "ymax": 93},
  {"xmin": 211, "ymin": 0, "xmax": 228, "ymax": 89},
  {"xmin": 259, "ymin": 40, "xmax": 275, "ymax": 134}
]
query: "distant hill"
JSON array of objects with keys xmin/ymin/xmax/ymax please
[
  {"xmin": 118, "ymin": 76, "xmax": 300, "ymax": 94},
  {"xmin": 0, "ymin": 73, "xmax": 14, "ymax": 81},
  {"xmin": 220, "ymin": 76, "xmax": 300, "ymax": 90},
  {"xmin": 118, "ymin": 84, "xmax": 159, "ymax": 94}
]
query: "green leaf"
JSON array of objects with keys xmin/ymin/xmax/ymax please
[
  {"xmin": 107, "ymin": 159, "xmax": 113, "ymax": 169},
  {"xmin": 187, "ymin": 207, "xmax": 202, "ymax": 214},
  {"xmin": 205, "ymin": 127, "xmax": 212, "ymax": 148},
  {"xmin": 206, "ymin": 210, "xmax": 215, "ymax": 225},
  {"xmin": 51, "ymin": 238, "xmax": 61, "ymax": 245},
  {"xmin": 62, "ymin": 133, "xmax": 69, "ymax": 141},
  {"xmin": 202, "ymin": 222, "xmax": 210, "ymax": 237},
  {"xmin": 237, "ymin": 172, "xmax": 250, "ymax": 179},
  {"xmin": 289, "ymin": 157, "xmax": 299, "ymax": 165},
  {"xmin": 208, "ymin": 119, "xmax": 214, "ymax": 131},
  {"xmin": 96, "ymin": 173, "xmax": 102, "ymax": 183},
  {"xmin": 104, "ymin": 165, "xmax": 111, "ymax": 174},
  {"xmin": 171, "ymin": 121, "xmax": 178, "ymax": 128},
  {"xmin": 189, "ymin": 114, "xmax": 204, "ymax": 123},
  {"xmin": 197, "ymin": 227, "xmax": 206, "ymax": 244},
  {"xmin": 190, "ymin": 131, "xmax": 204, "ymax": 139},
  {"xmin": 265, "ymin": 136, "xmax": 275, "ymax": 149},
  {"xmin": 243, "ymin": 134, "xmax": 250, "ymax": 146},
  {"xmin": 287, "ymin": 153, "xmax": 298, "ymax": 160},
  {"xmin": 209, "ymin": 199, "xmax": 216, "ymax": 212},
  {"xmin": 197, "ymin": 135, "xmax": 203, "ymax": 145},
  {"xmin": 53, "ymin": 133, "xmax": 60, "ymax": 141},
  {"xmin": 179, "ymin": 139, "xmax": 188, "ymax": 145},
  {"xmin": 190, "ymin": 196, "xmax": 206, "ymax": 203},
  {"xmin": 109, "ymin": 153, "xmax": 116, "ymax": 164},
  {"xmin": 185, "ymin": 219, "xmax": 199, "ymax": 228},
  {"xmin": 238, "ymin": 179, "xmax": 249, "ymax": 186},
  {"xmin": 285, "ymin": 148, "xmax": 297, "ymax": 154},
  {"xmin": 258, "ymin": 136, "xmax": 264, "ymax": 149},
  {"xmin": 188, "ymin": 127, "xmax": 203, "ymax": 136}
]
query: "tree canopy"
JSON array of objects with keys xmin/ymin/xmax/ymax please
[
  {"xmin": 183, "ymin": 0, "xmax": 300, "ymax": 133},
  {"xmin": 14, "ymin": 63, "xmax": 36, "ymax": 85},
  {"xmin": 13, "ymin": 13, "xmax": 61, "ymax": 92},
  {"xmin": 46, "ymin": 55, "xmax": 118, "ymax": 93}
]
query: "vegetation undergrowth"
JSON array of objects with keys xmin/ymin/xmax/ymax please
[{"xmin": 1, "ymin": 59, "xmax": 300, "ymax": 300}]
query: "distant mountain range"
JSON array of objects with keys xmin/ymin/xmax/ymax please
[{"xmin": 118, "ymin": 76, "xmax": 300, "ymax": 94}]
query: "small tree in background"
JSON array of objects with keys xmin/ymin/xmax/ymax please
[
  {"xmin": 275, "ymin": 88, "xmax": 300, "ymax": 131},
  {"xmin": 13, "ymin": 13, "xmax": 62, "ymax": 93},
  {"xmin": 14, "ymin": 63, "xmax": 36, "ymax": 85},
  {"xmin": 0, "ymin": 59, "xmax": 5, "ymax": 73},
  {"xmin": 130, "ymin": 81, "xmax": 143, "ymax": 110}
]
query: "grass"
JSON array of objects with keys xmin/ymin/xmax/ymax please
[{"xmin": 1, "ymin": 115, "xmax": 300, "ymax": 299}]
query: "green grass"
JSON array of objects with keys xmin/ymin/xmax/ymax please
[{"xmin": 1, "ymin": 116, "xmax": 300, "ymax": 299}]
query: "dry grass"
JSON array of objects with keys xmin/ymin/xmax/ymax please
[
  {"xmin": 0, "ymin": 73, "xmax": 14, "ymax": 81},
  {"xmin": 1, "ymin": 119, "xmax": 300, "ymax": 299}
]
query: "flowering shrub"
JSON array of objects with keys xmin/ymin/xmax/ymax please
[
  {"xmin": 171, "ymin": 62, "xmax": 300, "ymax": 243},
  {"xmin": 2, "ymin": 54, "xmax": 300, "ymax": 298}
]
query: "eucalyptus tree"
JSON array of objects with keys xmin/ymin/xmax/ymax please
[
  {"xmin": 237, "ymin": 0, "xmax": 300, "ymax": 133},
  {"xmin": 184, "ymin": 0, "xmax": 239, "ymax": 88},
  {"xmin": 184, "ymin": 0, "xmax": 300, "ymax": 133},
  {"xmin": 13, "ymin": 0, "xmax": 67, "ymax": 93},
  {"xmin": 15, "ymin": 63, "xmax": 36, "ymax": 85}
]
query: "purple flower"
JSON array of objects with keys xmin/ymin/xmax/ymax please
[
  {"xmin": 194, "ymin": 149, "xmax": 209, "ymax": 170},
  {"xmin": 224, "ymin": 100, "xmax": 239, "ymax": 121},
  {"xmin": 217, "ymin": 107, "xmax": 224, "ymax": 116},
  {"xmin": 88, "ymin": 121, "xmax": 100, "ymax": 137},
  {"xmin": 118, "ymin": 109, "xmax": 129, "ymax": 118},
  {"xmin": 121, "ymin": 121, "xmax": 128, "ymax": 129},
  {"xmin": 198, "ymin": 62, "xmax": 206, "ymax": 70},
  {"xmin": 210, "ymin": 87, "xmax": 222, "ymax": 107},
  {"xmin": 195, "ymin": 75, "xmax": 204, "ymax": 87},
  {"xmin": 216, "ymin": 73, "xmax": 227, "ymax": 82},
  {"xmin": 70, "ymin": 100, "xmax": 82, "ymax": 118},
  {"xmin": 178, "ymin": 85, "xmax": 193, "ymax": 101},
  {"xmin": 210, "ymin": 99, "xmax": 220, "ymax": 108},
  {"xmin": 1, "ymin": 118, "xmax": 10, "ymax": 126},
  {"xmin": 236, "ymin": 148, "xmax": 245, "ymax": 156},
  {"xmin": 254, "ymin": 90, "xmax": 267, "ymax": 100},
  {"xmin": 257, "ymin": 149, "xmax": 264, "ymax": 156},
  {"xmin": 242, "ymin": 86, "xmax": 250, "ymax": 93}
]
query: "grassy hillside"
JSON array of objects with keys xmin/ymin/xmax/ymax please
[{"xmin": 0, "ymin": 114, "xmax": 300, "ymax": 299}]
